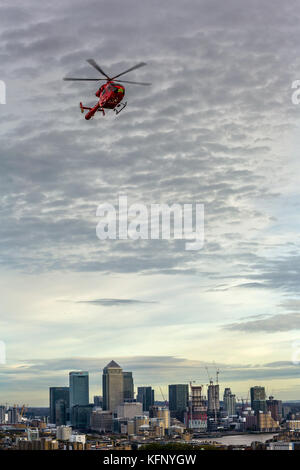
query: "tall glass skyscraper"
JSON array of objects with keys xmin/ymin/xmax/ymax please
[
  {"xmin": 168, "ymin": 384, "xmax": 189, "ymax": 421},
  {"xmin": 49, "ymin": 387, "xmax": 69, "ymax": 424},
  {"xmin": 69, "ymin": 371, "xmax": 89, "ymax": 411},
  {"xmin": 137, "ymin": 386, "xmax": 155, "ymax": 411},
  {"xmin": 123, "ymin": 371, "xmax": 134, "ymax": 401},
  {"xmin": 102, "ymin": 361, "xmax": 124, "ymax": 412}
]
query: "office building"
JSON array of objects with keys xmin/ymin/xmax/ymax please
[
  {"xmin": 69, "ymin": 371, "xmax": 89, "ymax": 410},
  {"xmin": 117, "ymin": 402, "xmax": 143, "ymax": 419},
  {"xmin": 49, "ymin": 387, "xmax": 69, "ymax": 424},
  {"xmin": 250, "ymin": 386, "xmax": 267, "ymax": 413},
  {"xmin": 71, "ymin": 404, "xmax": 93, "ymax": 430},
  {"xmin": 123, "ymin": 371, "xmax": 134, "ymax": 400},
  {"xmin": 102, "ymin": 360, "xmax": 124, "ymax": 412},
  {"xmin": 168, "ymin": 384, "xmax": 189, "ymax": 422},
  {"xmin": 55, "ymin": 399, "xmax": 67, "ymax": 426},
  {"xmin": 90, "ymin": 410, "xmax": 113, "ymax": 432},
  {"xmin": 137, "ymin": 386, "xmax": 155, "ymax": 411},
  {"xmin": 250, "ymin": 386, "xmax": 266, "ymax": 404}
]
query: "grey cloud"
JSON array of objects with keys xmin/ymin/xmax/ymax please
[
  {"xmin": 1, "ymin": 0, "xmax": 300, "ymax": 401},
  {"xmin": 75, "ymin": 298, "xmax": 157, "ymax": 306},
  {"xmin": 1, "ymin": 355, "xmax": 300, "ymax": 395},
  {"xmin": 223, "ymin": 313, "xmax": 300, "ymax": 333}
]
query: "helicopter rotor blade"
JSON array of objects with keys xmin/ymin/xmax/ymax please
[
  {"xmin": 114, "ymin": 79, "xmax": 151, "ymax": 86},
  {"xmin": 86, "ymin": 59, "xmax": 111, "ymax": 79},
  {"xmin": 63, "ymin": 78, "xmax": 106, "ymax": 81},
  {"xmin": 111, "ymin": 62, "xmax": 147, "ymax": 80}
]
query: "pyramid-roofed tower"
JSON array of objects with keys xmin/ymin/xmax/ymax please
[
  {"xmin": 102, "ymin": 360, "xmax": 124, "ymax": 411},
  {"xmin": 104, "ymin": 360, "xmax": 121, "ymax": 369}
]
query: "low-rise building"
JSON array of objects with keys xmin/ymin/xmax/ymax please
[
  {"xmin": 56, "ymin": 425, "xmax": 72, "ymax": 441},
  {"xmin": 267, "ymin": 442, "xmax": 294, "ymax": 450},
  {"xmin": 90, "ymin": 410, "xmax": 113, "ymax": 432}
]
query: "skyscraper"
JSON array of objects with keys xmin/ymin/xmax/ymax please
[
  {"xmin": 168, "ymin": 384, "xmax": 189, "ymax": 422},
  {"xmin": 49, "ymin": 387, "xmax": 69, "ymax": 424},
  {"xmin": 250, "ymin": 386, "xmax": 267, "ymax": 413},
  {"xmin": 207, "ymin": 382, "xmax": 220, "ymax": 416},
  {"xmin": 71, "ymin": 404, "xmax": 94, "ymax": 430},
  {"xmin": 266, "ymin": 396, "xmax": 282, "ymax": 422},
  {"xmin": 102, "ymin": 360, "xmax": 124, "ymax": 412},
  {"xmin": 137, "ymin": 386, "xmax": 155, "ymax": 411},
  {"xmin": 69, "ymin": 372, "xmax": 89, "ymax": 410},
  {"xmin": 250, "ymin": 386, "xmax": 266, "ymax": 404},
  {"xmin": 55, "ymin": 399, "xmax": 67, "ymax": 426},
  {"xmin": 123, "ymin": 371, "xmax": 134, "ymax": 401},
  {"xmin": 223, "ymin": 388, "xmax": 236, "ymax": 416},
  {"xmin": 184, "ymin": 385, "xmax": 207, "ymax": 431}
]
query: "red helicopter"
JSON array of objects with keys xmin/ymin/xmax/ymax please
[{"xmin": 63, "ymin": 59, "xmax": 151, "ymax": 120}]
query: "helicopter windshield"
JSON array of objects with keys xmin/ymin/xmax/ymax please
[{"xmin": 112, "ymin": 85, "xmax": 123, "ymax": 93}]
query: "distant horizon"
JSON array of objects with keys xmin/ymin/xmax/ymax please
[
  {"xmin": 1, "ymin": 355, "xmax": 300, "ymax": 406},
  {"xmin": 1, "ymin": 1, "xmax": 300, "ymax": 408}
]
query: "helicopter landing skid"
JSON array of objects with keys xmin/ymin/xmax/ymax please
[{"xmin": 114, "ymin": 101, "xmax": 127, "ymax": 115}]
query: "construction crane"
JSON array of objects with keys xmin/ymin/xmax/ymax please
[
  {"xmin": 237, "ymin": 397, "xmax": 249, "ymax": 411},
  {"xmin": 205, "ymin": 366, "xmax": 213, "ymax": 384},
  {"xmin": 19, "ymin": 404, "xmax": 27, "ymax": 420},
  {"xmin": 216, "ymin": 368, "xmax": 220, "ymax": 384},
  {"xmin": 159, "ymin": 386, "xmax": 168, "ymax": 406}
]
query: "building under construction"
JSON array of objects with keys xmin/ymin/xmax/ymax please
[
  {"xmin": 207, "ymin": 381, "xmax": 220, "ymax": 415},
  {"xmin": 207, "ymin": 381, "xmax": 220, "ymax": 431},
  {"xmin": 184, "ymin": 385, "xmax": 207, "ymax": 431}
]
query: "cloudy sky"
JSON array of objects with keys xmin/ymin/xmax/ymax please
[{"xmin": 1, "ymin": 0, "xmax": 300, "ymax": 406}]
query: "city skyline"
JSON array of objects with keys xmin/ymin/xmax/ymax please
[
  {"xmin": 0, "ymin": 358, "xmax": 297, "ymax": 407},
  {"xmin": 1, "ymin": 0, "xmax": 300, "ymax": 406}
]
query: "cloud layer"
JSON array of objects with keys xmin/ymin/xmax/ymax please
[{"xmin": 1, "ymin": 0, "xmax": 300, "ymax": 403}]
